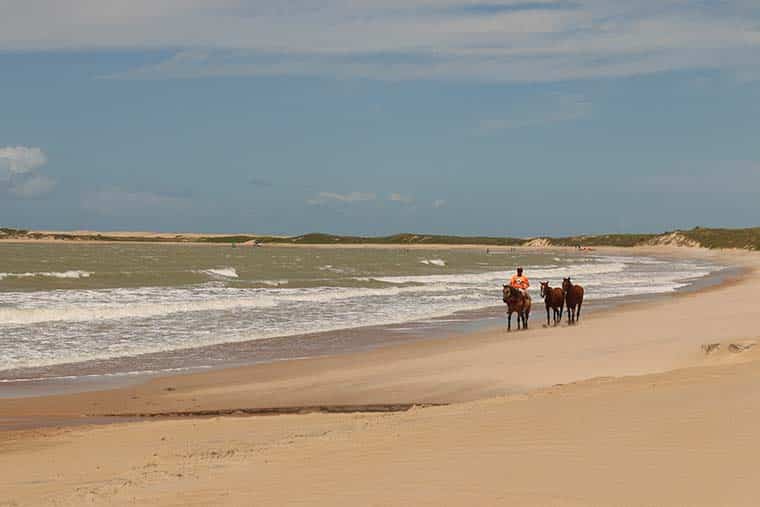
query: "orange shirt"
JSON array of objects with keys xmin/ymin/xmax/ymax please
[{"xmin": 510, "ymin": 274, "xmax": 530, "ymax": 290}]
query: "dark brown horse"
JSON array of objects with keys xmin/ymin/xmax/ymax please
[
  {"xmin": 502, "ymin": 285, "xmax": 531, "ymax": 331},
  {"xmin": 540, "ymin": 281, "xmax": 564, "ymax": 326},
  {"xmin": 562, "ymin": 277, "xmax": 584, "ymax": 325}
]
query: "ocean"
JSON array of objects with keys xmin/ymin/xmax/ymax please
[{"xmin": 0, "ymin": 242, "xmax": 722, "ymax": 386}]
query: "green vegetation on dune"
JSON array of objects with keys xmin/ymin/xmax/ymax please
[
  {"xmin": 0, "ymin": 227, "xmax": 29, "ymax": 236},
  {"xmin": 549, "ymin": 233, "xmax": 658, "ymax": 248},
  {"xmin": 2, "ymin": 226, "xmax": 760, "ymax": 250},
  {"xmin": 679, "ymin": 227, "xmax": 760, "ymax": 250},
  {"xmin": 291, "ymin": 233, "xmax": 524, "ymax": 245}
]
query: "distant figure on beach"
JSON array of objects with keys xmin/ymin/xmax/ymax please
[{"xmin": 509, "ymin": 267, "xmax": 530, "ymax": 297}]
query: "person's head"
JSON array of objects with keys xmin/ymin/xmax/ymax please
[{"xmin": 517, "ymin": 267, "xmax": 523, "ymax": 276}]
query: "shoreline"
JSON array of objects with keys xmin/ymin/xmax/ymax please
[
  {"xmin": 0, "ymin": 246, "xmax": 752, "ymax": 421},
  {"xmin": 0, "ymin": 247, "xmax": 737, "ymax": 400},
  {"xmin": 3, "ymin": 246, "xmax": 760, "ymax": 504}
]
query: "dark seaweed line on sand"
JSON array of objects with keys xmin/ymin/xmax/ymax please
[{"xmin": 94, "ymin": 403, "xmax": 448, "ymax": 418}]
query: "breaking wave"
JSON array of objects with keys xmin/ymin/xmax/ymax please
[
  {"xmin": 0, "ymin": 270, "xmax": 92, "ymax": 280},
  {"xmin": 198, "ymin": 267, "xmax": 238, "ymax": 279},
  {"xmin": 0, "ymin": 254, "xmax": 720, "ymax": 372}
]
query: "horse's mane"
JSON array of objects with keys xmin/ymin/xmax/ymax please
[{"xmin": 507, "ymin": 285, "xmax": 530, "ymax": 301}]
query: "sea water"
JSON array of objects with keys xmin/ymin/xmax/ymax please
[{"xmin": 0, "ymin": 243, "xmax": 719, "ymax": 381}]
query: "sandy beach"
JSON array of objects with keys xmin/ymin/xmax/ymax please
[{"xmin": 2, "ymin": 246, "xmax": 760, "ymax": 505}]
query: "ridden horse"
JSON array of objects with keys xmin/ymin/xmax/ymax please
[
  {"xmin": 540, "ymin": 281, "xmax": 564, "ymax": 326},
  {"xmin": 502, "ymin": 285, "xmax": 532, "ymax": 332},
  {"xmin": 562, "ymin": 277, "xmax": 584, "ymax": 325}
]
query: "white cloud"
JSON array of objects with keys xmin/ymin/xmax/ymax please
[
  {"xmin": 3, "ymin": 1, "xmax": 760, "ymax": 82},
  {"xmin": 389, "ymin": 192, "xmax": 414, "ymax": 203},
  {"xmin": 433, "ymin": 199, "xmax": 447, "ymax": 208},
  {"xmin": 10, "ymin": 175, "xmax": 56, "ymax": 197},
  {"xmin": 0, "ymin": 146, "xmax": 47, "ymax": 174},
  {"xmin": 307, "ymin": 191, "xmax": 377, "ymax": 205},
  {"xmin": 0, "ymin": 145, "xmax": 56, "ymax": 198}
]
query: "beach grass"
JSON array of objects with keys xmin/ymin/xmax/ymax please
[
  {"xmin": 679, "ymin": 227, "xmax": 760, "ymax": 250},
  {"xmin": 548, "ymin": 233, "xmax": 658, "ymax": 247}
]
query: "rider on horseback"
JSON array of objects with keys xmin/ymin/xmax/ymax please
[{"xmin": 509, "ymin": 267, "xmax": 530, "ymax": 297}]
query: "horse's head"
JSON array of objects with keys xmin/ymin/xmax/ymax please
[
  {"xmin": 539, "ymin": 281, "xmax": 549, "ymax": 298},
  {"xmin": 562, "ymin": 277, "xmax": 572, "ymax": 292},
  {"xmin": 503, "ymin": 285, "xmax": 523, "ymax": 303}
]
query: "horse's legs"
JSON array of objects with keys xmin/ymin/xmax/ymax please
[
  {"xmin": 576, "ymin": 301, "xmax": 582, "ymax": 322},
  {"xmin": 546, "ymin": 306, "xmax": 551, "ymax": 326},
  {"xmin": 524, "ymin": 309, "xmax": 529, "ymax": 329},
  {"xmin": 507, "ymin": 312, "xmax": 512, "ymax": 332},
  {"xmin": 559, "ymin": 304, "xmax": 563, "ymax": 325}
]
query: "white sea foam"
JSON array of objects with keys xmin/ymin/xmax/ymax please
[
  {"xmin": 199, "ymin": 267, "xmax": 238, "ymax": 279},
  {"xmin": 0, "ymin": 270, "xmax": 92, "ymax": 280},
  {"xmin": 0, "ymin": 254, "xmax": 720, "ymax": 372},
  {"xmin": 373, "ymin": 261, "xmax": 625, "ymax": 286},
  {"xmin": 258, "ymin": 280, "xmax": 289, "ymax": 286},
  {"xmin": 420, "ymin": 258, "xmax": 446, "ymax": 266},
  {"xmin": 0, "ymin": 284, "xmax": 449, "ymax": 326},
  {"xmin": 0, "ymin": 295, "xmax": 278, "ymax": 325},
  {"xmin": 319, "ymin": 264, "xmax": 350, "ymax": 274}
]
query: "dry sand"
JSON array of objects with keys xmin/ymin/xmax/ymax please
[{"xmin": 2, "ymin": 246, "xmax": 760, "ymax": 505}]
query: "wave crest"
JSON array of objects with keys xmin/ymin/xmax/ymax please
[
  {"xmin": 198, "ymin": 267, "xmax": 238, "ymax": 279},
  {"xmin": 0, "ymin": 270, "xmax": 92, "ymax": 280}
]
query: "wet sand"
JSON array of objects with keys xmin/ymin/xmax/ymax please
[{"xmin": 1, "ymin": 246, "xmax": 759, "ymax": 505}]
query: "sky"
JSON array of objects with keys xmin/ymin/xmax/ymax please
[{"xmin": 2, "ymin": 1, "xmax": 760, "ymax": 237}]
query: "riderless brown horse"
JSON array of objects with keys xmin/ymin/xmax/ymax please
[
  {"xmin": 540, "ymin": 281, "xmax": 564, "ymax": 326},
  {"xmin": 502, "ymin": 285, "xmax": 531, "ymax": 331},
  {"xmin": 562, "ymin": 277, "xmax": 584, "ymax": 325}
]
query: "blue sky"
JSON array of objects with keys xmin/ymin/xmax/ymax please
[{"xmin": 2, "ymin": 1, "xmax": 760, "ymax": 236}]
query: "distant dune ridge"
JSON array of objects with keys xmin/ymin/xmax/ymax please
[{"xmin": 2, "ymin": 226, "xmax": 760, "ymax": 250}]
